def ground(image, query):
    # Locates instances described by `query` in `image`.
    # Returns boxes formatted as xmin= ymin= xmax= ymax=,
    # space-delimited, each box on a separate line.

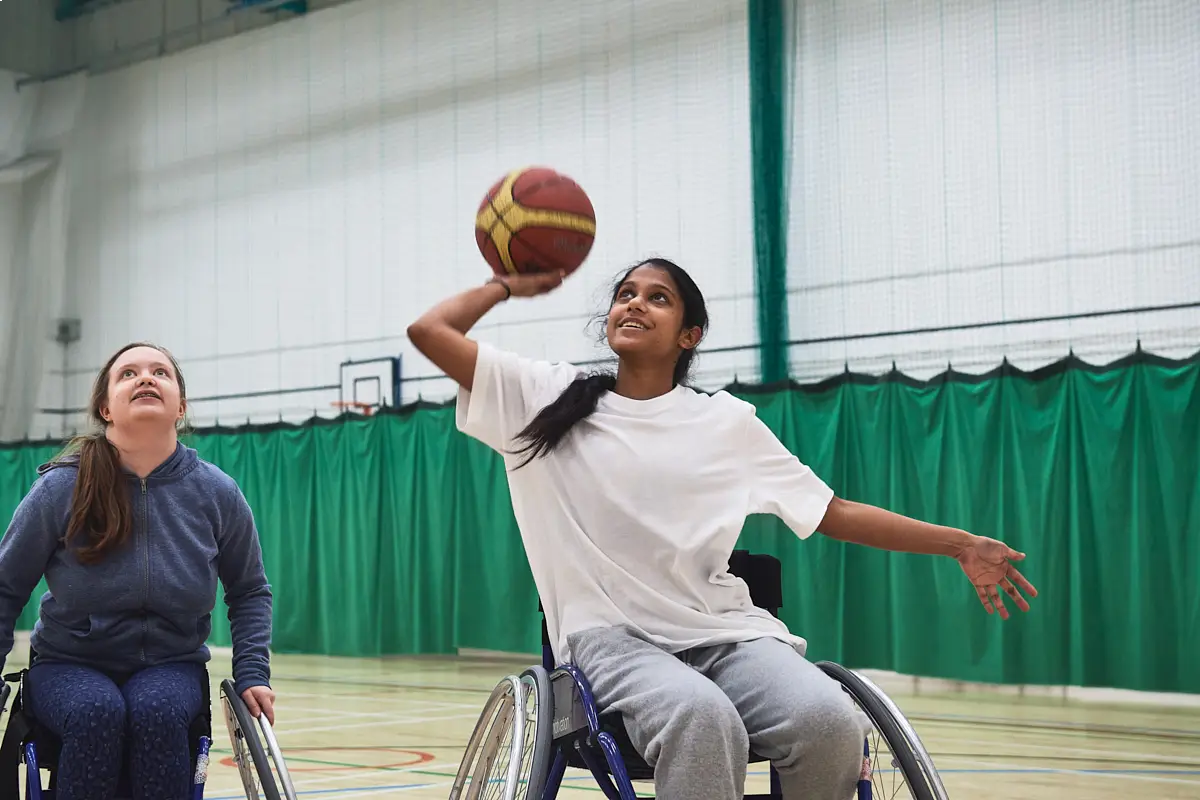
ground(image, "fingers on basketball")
xmin=475 ymin=167 xmax=596 ymax=279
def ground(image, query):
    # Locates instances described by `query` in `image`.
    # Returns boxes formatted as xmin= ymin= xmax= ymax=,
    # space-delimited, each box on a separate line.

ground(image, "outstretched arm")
xmin=817 ymin=497 xmax=970 ymax=556
xmin=407 ymin=273 xmax=564 ymax=391
xmin=741 ymin=408 xmax=1037 ymax=619
xmin=818 ymin=497 xmax=1038 ymax=619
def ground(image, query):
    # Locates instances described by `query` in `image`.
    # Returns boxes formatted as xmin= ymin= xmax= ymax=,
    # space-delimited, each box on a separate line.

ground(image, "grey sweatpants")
xmin=567 ymin=626 xmax=869 ymax=800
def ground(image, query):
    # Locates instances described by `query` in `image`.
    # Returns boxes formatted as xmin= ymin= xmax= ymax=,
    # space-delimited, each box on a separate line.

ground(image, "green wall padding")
xmin=2 ymin=350 xmax=1197 ymax=693
xmin=1 ymin=442 xmax=60 ymax=634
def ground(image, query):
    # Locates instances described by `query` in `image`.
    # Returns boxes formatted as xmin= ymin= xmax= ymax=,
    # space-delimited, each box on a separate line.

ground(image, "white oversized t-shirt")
xmin=456 ymin=342 xmax=835 ymax=664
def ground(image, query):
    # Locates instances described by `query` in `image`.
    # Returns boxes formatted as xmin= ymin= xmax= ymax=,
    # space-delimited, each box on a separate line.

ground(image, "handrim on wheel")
xmin=450 ymin=670 xmax=554 ymax=800
xmin=517 ymin=666 xmax=554 ymax=800
xmin=220 ymin=679 xmax=298 ymax=800
xmin=816 ymin=662 xmax=948 ymax=800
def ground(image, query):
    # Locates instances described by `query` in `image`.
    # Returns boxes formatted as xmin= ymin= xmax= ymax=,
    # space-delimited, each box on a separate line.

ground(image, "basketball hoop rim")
xmin=330 ymin=401 xmax=376 ymax=417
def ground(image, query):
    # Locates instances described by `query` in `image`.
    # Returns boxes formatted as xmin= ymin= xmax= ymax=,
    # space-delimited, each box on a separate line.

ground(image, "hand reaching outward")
xmin=953 ymin=535 xmax=1039 ymax=619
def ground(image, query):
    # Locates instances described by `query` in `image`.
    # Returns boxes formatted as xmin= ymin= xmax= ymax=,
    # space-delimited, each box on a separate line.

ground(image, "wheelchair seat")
xmin=540 ymin=549 xmax=785 ymax=784
xmin=1 ymin=648 xmax=213 ymax=800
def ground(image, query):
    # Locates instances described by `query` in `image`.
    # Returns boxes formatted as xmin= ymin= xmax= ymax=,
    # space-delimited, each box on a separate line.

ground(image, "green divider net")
xmin=2 ymin=350 xmax=1197 ymax=693
xmin=748 ymin=0 xmax=794 ymax=383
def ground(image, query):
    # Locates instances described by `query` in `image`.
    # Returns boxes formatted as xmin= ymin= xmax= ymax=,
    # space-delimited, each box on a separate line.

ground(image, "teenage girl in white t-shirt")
xmin=407 ymin=258 xmax=1037 ymax=800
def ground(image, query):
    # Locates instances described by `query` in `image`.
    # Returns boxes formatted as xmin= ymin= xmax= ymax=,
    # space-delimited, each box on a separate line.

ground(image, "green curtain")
xmin=0 ymin=441 xmax=62 ymax=633
xmin=748 ymin=0 xmax=795 ymax=383
xmin=2 ymin=351 xmax=1197 ymax=693
xmin=187 ymin=407 xmax=537 ymax=657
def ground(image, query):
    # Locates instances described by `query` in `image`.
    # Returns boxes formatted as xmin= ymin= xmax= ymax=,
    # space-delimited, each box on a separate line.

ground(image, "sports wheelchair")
xmin=0 ymin=648 xmax=297 ymax=800
xmin=452 ymin=551 xmax=949 ymax=800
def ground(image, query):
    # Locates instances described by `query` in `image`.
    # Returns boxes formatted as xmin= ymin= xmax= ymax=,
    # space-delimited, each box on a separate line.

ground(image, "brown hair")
xmin=57 ymin=342 xmax=188 ymax=564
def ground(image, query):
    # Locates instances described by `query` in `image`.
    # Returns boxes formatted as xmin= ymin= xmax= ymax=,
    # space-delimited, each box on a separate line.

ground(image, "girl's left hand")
xmin=955 ymin=535 xmax=1039 ymax=619
xmin=242 ymin=685 xmax=276 ymax=725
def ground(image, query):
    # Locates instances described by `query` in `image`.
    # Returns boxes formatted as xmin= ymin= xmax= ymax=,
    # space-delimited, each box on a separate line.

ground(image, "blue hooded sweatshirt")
xmin=0 ymin=442 xmax=272 ymax=695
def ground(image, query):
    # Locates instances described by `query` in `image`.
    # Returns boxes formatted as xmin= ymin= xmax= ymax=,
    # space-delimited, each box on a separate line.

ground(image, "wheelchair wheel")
xmin=516 ymin=667 xmax=554 ymax=800
xmin=816 ymin=662 xmax=948 ymax=800
xmin=450 ymin=669 xmax=553 ymax=800
xmin=220 ymin=680 xmax=298 ymax=800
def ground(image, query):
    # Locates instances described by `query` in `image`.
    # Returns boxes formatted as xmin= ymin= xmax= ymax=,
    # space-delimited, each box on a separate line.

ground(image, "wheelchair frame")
xmin=452 ymin=550 xmax=950 ymax=800
xmin=0 ymin=657 xmax=298 ymax=800
xmin=0 ymin=662 xmax=212 ymax=800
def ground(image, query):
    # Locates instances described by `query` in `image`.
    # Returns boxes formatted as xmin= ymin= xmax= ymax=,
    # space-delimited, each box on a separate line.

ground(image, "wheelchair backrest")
xmin=727 ymin=549 xmax=783 ymax=617
xmin=536 ymin=549 xmax=785 ymax=628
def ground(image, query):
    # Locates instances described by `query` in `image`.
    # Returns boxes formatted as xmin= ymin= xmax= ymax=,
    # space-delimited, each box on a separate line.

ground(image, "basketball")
xmin=475 ymin=166 xmax=596 ymax=277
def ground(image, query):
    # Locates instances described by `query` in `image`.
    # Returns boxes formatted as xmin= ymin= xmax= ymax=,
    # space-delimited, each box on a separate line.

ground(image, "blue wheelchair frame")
xmin=530 ymin=551 xmax=876 ymax=800
xmin=0 ymin=660 xmax=212 ymax=800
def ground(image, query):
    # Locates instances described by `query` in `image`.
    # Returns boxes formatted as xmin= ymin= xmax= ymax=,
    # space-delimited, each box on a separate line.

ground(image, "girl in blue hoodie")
xmin=0 ymin=342 xmax=275 ymax=800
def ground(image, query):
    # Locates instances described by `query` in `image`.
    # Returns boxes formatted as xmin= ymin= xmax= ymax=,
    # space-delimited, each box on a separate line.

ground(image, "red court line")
xmin=219 ymin=747 xmax=435 ymax=773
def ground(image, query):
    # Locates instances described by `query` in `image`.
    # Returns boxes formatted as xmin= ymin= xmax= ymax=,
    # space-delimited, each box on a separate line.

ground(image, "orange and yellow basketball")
xmin=475 ymin=167 xmax=596 ymax=277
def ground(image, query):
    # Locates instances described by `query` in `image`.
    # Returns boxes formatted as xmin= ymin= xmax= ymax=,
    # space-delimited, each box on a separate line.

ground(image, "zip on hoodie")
xmin=140 ymin=477 xmax=148 ymax=662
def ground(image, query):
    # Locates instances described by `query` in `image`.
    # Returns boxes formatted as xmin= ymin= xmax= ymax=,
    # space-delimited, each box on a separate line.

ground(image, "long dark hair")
xmin=509 ymin=258 xmax=709 ymax=467
xmin=55 ymin=341 xmax=188 ymax=564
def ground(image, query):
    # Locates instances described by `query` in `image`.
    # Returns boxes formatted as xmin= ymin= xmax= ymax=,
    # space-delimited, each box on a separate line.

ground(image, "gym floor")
xmin=7 ymin=635 xmax=1200 ymax=799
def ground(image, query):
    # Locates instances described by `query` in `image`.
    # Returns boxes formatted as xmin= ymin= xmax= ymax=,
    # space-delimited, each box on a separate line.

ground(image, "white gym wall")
xmin=3 ymin=0 xmax=1198 ymax=438
xmin=0 ymin=68 xmax=85 ymax=441
xmin=786 ymin=0 xmax=1200 ymax=381
xmin=50 ymin=0 xmax=756 ymax=433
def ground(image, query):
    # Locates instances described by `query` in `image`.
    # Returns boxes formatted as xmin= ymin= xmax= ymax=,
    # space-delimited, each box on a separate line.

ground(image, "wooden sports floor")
xmin=7 ymin=639 xmax=1200 ymax=799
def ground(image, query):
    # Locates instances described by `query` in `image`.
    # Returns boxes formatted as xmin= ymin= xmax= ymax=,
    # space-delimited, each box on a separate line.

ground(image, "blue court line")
xmin=746 ymin=768 xmax=1200 ymax=777
xmin=205 ymin=783 xmax=439 ymax=799
xmin=202 ymin=765 xmax=1200 ymax=798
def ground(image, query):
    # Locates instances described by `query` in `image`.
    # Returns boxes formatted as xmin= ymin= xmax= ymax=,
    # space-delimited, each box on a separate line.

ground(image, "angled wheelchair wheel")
xmin=515 ymin=666 xmax=554 ymax=800
xmin=816 ymin=662 xmax=949 ymax=800
xmin=220 ymin=680 xmax=298 ymax=800
xmin=450 ymin=668 xmax=554 ymax=800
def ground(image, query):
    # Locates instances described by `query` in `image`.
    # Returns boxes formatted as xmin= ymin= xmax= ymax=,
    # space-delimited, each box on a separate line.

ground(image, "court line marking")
xmin=206 ymin=761 xmax=462 ymax=796
xmin=933 ymin=733 xmax=1200 ymax=767
xmin=904 ymin=709 xmax=1200 ymax=739
xmin=271 ymin=711 xmax=486 ymax=738
xmin=917 ymin=757 xmax=1200 ymax=788
xmin=267 ymin=703 xmax=481 ymax=723
xmin=267 ymin=672 xmax=1200 ymax=742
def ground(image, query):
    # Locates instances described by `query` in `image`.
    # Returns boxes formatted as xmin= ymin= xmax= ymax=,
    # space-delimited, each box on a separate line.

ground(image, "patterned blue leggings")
xmin=24 ymin=661 xmax=205 ymax=800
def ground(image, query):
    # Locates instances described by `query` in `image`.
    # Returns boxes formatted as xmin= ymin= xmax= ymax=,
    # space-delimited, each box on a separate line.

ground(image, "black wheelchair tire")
xmin=815 ymin=662 xmax=937 ymax=800
xmin=220 ymin=679 xmax=282 ymax=800
xmin=519 ymin=666 xmax=554 ymax=800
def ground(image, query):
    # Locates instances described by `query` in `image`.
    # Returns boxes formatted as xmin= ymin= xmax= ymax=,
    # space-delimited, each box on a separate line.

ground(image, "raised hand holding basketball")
xmin=493 ymin=270 xmax=566 ymax=298
xmin=476 ymin=166 xmax=596 ymax=278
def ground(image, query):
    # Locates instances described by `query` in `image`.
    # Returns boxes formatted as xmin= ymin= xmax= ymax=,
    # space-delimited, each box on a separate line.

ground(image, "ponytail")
xmin=510 ymin=373 xmax=616 ymax=468
xmin=60 ymin=433 xmax=133 ymax=564
xmin=510 ymin=345 xmax=696 ymax=469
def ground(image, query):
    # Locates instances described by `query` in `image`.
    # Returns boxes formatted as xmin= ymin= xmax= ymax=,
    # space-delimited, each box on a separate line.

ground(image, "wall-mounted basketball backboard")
xmin=338 ymin=356 xmax=401 ymax=412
